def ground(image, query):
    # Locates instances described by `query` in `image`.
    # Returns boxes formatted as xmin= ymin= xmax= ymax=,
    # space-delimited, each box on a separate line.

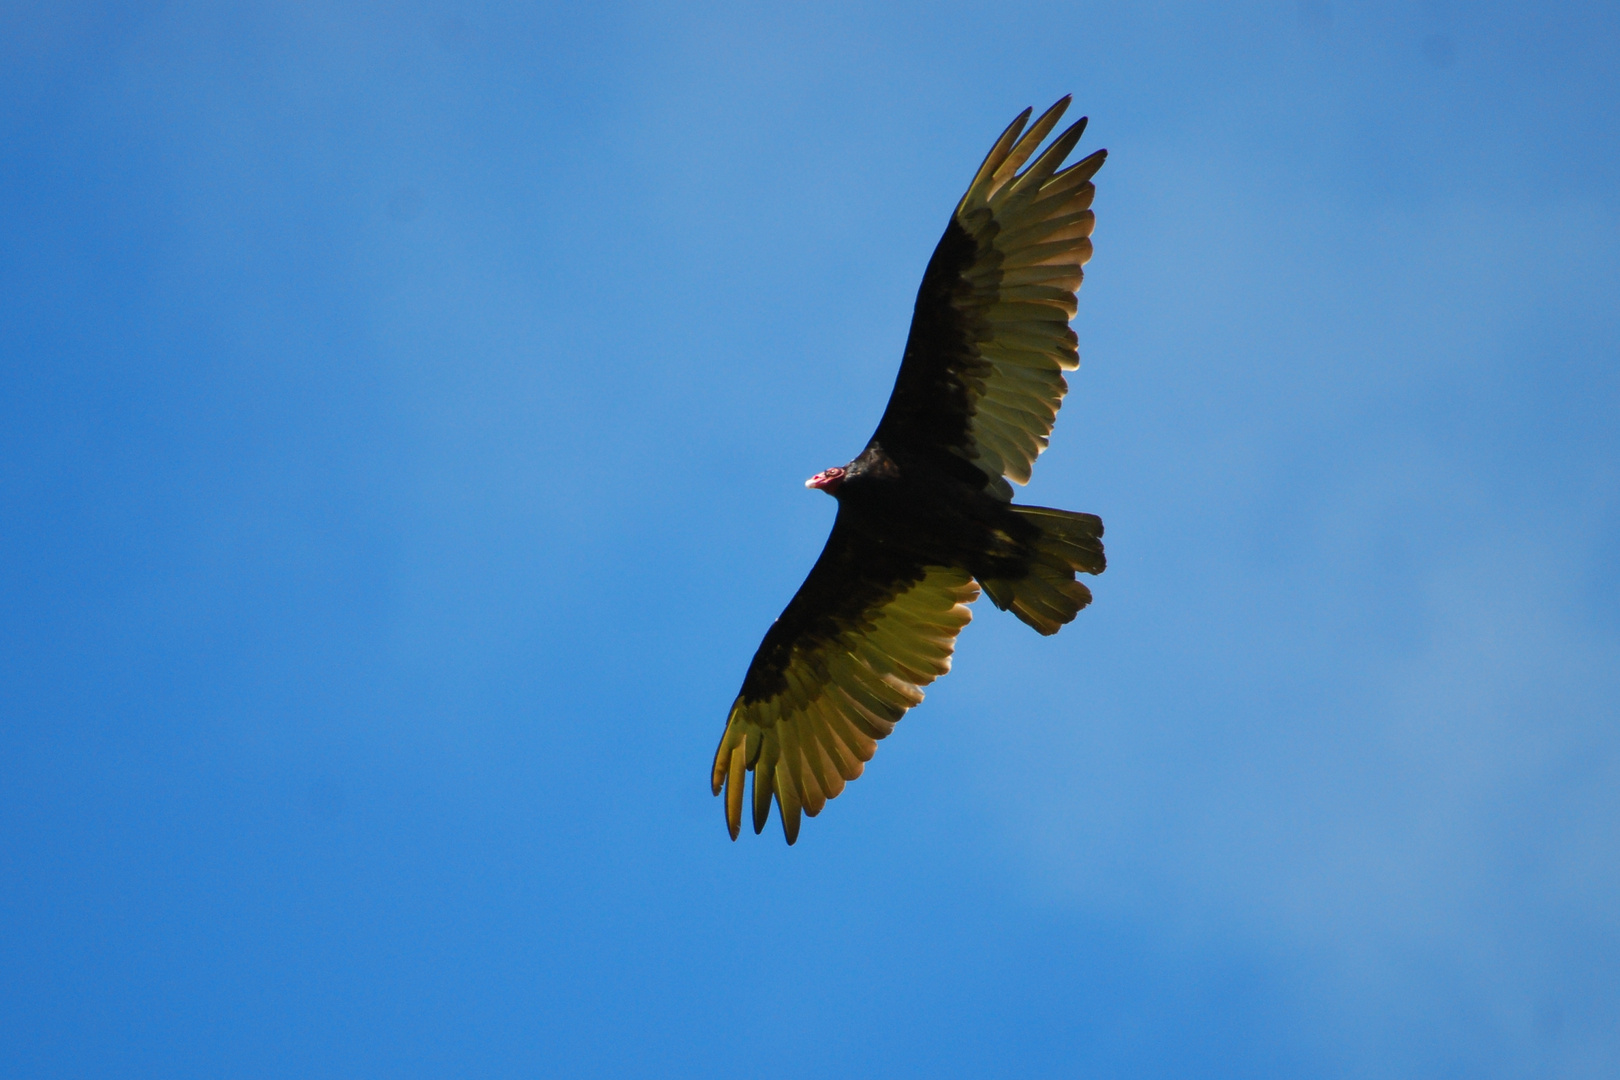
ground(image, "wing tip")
xmin=725 ymin=743 xmax=746 ymax=839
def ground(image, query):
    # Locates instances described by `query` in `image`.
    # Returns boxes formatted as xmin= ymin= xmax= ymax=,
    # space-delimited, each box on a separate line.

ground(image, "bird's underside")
xmin=713 ymin=97 xmax=1107 ymax=843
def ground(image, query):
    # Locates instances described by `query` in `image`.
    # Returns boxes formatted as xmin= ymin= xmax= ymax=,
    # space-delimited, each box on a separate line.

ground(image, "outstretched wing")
xmin=712 ymin=516 xmax=979 ymax=843
xmin=873 ymin=97 xmax=1105 ymax=500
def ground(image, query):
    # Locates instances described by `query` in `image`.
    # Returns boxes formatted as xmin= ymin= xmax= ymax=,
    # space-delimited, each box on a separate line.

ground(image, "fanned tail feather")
xmin=980 ymin=506 xmax=1105 ymax=635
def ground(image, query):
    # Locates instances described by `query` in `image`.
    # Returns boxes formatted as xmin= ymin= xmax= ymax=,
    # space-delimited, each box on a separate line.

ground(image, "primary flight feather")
xmin=713 ymin=97 xmax=1107 ymax=843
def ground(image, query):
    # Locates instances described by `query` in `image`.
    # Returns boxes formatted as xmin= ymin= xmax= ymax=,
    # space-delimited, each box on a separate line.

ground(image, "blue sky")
xmin=3 ymin=2 xmax=1617 ymax=1077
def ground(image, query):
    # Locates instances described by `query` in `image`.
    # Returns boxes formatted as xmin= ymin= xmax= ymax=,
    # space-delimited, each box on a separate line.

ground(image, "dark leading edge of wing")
xmin=876 ymin=96 xmax=1105 ymax=500
xmin=734 ymin=519 xmax=929 ymax=706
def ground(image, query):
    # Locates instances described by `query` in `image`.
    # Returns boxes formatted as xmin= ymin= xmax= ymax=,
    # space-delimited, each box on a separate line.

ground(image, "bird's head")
xmin=804 ymin=466 xmax=846 ymax=495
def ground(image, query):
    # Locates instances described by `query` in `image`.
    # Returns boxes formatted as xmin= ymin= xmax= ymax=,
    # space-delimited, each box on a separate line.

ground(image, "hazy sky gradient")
xmin=3 ymin=3 xmax=1617 ymax=1077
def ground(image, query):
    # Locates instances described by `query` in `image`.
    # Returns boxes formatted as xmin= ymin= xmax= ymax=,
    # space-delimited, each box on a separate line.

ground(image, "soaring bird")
xmin=713 ymin=97 xmax=1107 ymax=843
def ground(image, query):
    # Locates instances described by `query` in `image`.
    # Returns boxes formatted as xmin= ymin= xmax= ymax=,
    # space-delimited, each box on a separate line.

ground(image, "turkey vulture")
xmin=713 ymin=97 xmax=1107 ymax=843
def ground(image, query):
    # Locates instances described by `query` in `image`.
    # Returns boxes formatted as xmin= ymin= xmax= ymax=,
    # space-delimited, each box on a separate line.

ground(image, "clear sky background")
xmin=3 ymin=3 xmax=1617 ymax=1077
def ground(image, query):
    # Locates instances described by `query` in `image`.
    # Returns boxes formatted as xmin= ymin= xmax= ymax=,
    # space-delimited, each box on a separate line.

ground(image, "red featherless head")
xmin=804 ymin=466 xmax=846 ymax=493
